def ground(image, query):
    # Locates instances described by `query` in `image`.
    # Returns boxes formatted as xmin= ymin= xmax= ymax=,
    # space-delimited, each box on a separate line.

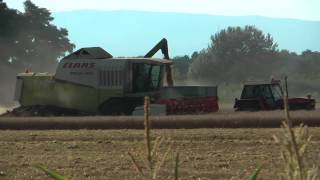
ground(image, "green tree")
xmin=188 ymin=49 xmax=220 ymax=82
xmin=172 ymin=55 xmax=192 ymax=83
xmin=16 ymin=0 xmax=74 ymax=71
xmin=189 ymin=26 xmax=279 ymax=83
xmin=210 ymin=25 xmax=278 ymax=60
xmin=0 ymin=0 xmax=24 ymax=66
xmin=0 ymin=0 xmax=74 ymax=105
xmin=296 ymin=50 xmax=320 ymax=79
xmin=0 ymin=0 xmax=74 ymax=70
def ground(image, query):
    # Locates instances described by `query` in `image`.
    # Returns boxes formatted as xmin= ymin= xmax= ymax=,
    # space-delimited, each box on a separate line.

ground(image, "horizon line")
xmin=37 ymin=9 xmax=317 ymax=22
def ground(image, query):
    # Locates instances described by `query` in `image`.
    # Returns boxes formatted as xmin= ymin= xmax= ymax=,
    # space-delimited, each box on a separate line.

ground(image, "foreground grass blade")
xmin=34 ymin=165 xmax=67 ymax=180
xmin=174 ymin=152 xmax=179 ymax=180
xmin=248 ymin=166 xmax=261 ymax=180
xmin=128 ymin=152 xmax=145 ymax=178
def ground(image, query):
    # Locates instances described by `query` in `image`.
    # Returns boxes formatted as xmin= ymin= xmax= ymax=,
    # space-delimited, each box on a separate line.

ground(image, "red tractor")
xmin=234 ymin=80 xmax=315 ymax=111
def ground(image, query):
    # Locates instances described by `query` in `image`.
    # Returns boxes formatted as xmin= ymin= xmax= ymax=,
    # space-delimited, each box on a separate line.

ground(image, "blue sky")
xmin=5 ymin=0 xmax=320 ymax=56
xmin=6 ymin=0 xmax=320 ymax=21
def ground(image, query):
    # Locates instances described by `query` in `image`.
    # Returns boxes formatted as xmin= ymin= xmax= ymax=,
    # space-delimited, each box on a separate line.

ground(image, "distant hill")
xmin=52 ymin=10 xmax=320 ymax=57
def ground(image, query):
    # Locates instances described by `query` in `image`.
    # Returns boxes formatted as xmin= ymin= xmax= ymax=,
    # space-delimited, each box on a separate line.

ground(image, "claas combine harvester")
xmin=9 ymin=39 xmax=219 ymax=116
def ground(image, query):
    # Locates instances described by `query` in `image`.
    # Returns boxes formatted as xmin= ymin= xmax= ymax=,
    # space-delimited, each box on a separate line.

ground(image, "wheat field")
xmin=0 ymin=128 xmax=319 ymax=179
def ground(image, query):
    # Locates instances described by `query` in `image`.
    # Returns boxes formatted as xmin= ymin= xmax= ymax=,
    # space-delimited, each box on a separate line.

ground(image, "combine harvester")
xmin=6 ymin=39 xmax=218 ymax=116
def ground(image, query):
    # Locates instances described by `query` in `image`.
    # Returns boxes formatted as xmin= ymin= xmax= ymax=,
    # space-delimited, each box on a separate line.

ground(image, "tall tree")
xmin=0 ymin=0 xmax=74 ymax=105
xmin=189 ymin=26 xmax=280 ymax=83
xmin=17 ymin=0 xmax=74 ymax=71
xmin=210 ymin=25 xmax=278 ymax=61
xmin=296 ymin=50 xmax=320 ymax=79
xmin=0 ymin=0 xmax=74 ymax=71
xmin=0 ymin=0 xmax=24 ymax=66
xmin=188 ymin=49 xmax=220 ymax=82
xmin=172 ymin=55 xmax=192 ymax=82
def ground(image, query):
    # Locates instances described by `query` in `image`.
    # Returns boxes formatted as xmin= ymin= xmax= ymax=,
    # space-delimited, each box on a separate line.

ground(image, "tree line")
xmin=173 ymin=26 xmax=320 ymax=89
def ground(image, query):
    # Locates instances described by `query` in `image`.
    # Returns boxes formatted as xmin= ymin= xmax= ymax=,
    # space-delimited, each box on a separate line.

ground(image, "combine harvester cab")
xmin=12 ymin=39 xmax=219 ymax=116
xmin=234 ymin=80 xmax=315 ymax=111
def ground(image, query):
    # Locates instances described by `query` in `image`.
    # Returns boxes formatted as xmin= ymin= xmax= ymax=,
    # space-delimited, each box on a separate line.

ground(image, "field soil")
xmin=0 ymin=128 xmax=320 ymax=179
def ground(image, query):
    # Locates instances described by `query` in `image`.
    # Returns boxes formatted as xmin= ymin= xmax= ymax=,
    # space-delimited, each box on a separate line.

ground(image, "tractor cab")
xmin=234 ymin=81 xmax=315 ymax=111
xmin=234 ymin=82 xmax=283 ymax=111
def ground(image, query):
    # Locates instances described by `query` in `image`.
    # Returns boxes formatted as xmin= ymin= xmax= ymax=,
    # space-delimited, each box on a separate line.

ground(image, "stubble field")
xmin=0 ymin=127 xmax=320 ymax=179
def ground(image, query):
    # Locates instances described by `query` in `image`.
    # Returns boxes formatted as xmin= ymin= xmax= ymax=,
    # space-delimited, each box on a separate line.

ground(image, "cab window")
xmin=132 ymin=63 xmax=162 ymax=92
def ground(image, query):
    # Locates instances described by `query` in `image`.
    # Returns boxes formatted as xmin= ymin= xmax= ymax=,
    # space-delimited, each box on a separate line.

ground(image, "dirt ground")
xmin=0 ymin=128 xmax=320 ymax=180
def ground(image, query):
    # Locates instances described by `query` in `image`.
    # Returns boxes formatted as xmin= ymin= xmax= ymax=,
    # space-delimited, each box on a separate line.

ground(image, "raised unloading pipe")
xmin=144 ymin=38 xmax=173 ymax=87
xmin=144 ymin=38 xmax=170 ymax=59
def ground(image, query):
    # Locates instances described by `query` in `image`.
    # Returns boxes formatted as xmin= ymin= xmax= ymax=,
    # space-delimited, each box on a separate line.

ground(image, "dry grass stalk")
xmin=152 ymin=138 xmax=173 ymax=179
xmin=144 ymin=96 xmax=152 ymax=169
xmin=174 ymin=152 xmax=179 ymax=180
xmin=283 ymin=95 xmax=303 ymax=178
xmin=273 ymin=95 xmax=319 ymax=180
xmin=129 ymin=96 xmax=177 ymax=180
xmin=128 ymin=152 xmax=145 ymax=178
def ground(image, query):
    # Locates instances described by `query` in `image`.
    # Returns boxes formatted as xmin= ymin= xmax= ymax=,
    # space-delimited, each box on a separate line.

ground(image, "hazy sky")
xmin=6 ymin=0 xmax=320 ymax=21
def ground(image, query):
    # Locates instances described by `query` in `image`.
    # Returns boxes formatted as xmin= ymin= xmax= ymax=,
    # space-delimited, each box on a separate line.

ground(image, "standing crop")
xmin=273 ymin=90 xmax=319 ymax=180
xmin=128 ymin=96 xmax=179 ymax=180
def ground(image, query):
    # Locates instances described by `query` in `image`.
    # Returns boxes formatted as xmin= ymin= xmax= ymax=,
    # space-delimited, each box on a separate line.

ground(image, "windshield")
xmin=241 ymin=85 xmax=261 ymax=99
xmin=132 ymin=63 xmax=163 ymax=92
xmin=241 ymin=85 xmax=273 ymax=99
xmin=271 ymin=84 xmax=283 ymax=101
